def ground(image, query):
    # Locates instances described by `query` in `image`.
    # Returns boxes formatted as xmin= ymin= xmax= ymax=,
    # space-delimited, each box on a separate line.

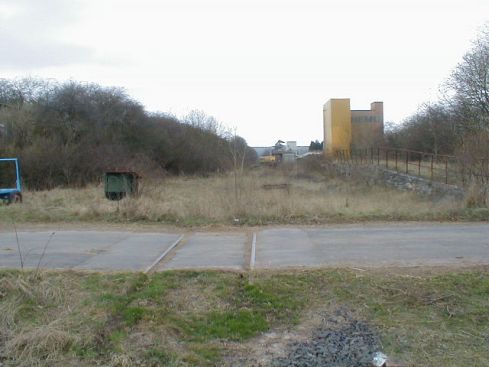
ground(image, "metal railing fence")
xmin=335 ymin=147 xmax=489 ymax=187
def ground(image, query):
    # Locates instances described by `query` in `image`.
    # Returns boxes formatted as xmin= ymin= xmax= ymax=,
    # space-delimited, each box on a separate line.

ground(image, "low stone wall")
xmin=331 ymin=162 xmax=465 ymax=199
xmin=379 ymin=168 xmax=464 ymax=199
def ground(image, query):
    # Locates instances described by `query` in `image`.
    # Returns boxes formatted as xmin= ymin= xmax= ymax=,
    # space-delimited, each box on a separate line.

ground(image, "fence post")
xmin=461 ymin=162 xmax=465 ymax=186
xmin=430 ymin=154 xmax=434 ymax=182
xmin=445 ymin=157 xmax=448 ymax=185
xmin=482 ymin=159 xmax=489 ymax=183
xmin=377 ymin=148 xmax=380 ymax=166
xmin=405 ymin=151 xmax=409 ymax=174
xmin=418 ymin=154 xmax=421 ymax=176
xmin=481 ymin=159 xmax=485 ymax=184
xmin=386 ymin=150 xmax=388 ymax=169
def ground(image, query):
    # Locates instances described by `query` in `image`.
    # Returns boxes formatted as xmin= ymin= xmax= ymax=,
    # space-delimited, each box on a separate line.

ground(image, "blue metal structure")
xmin=0 ymin=158 xmax=22 ymax=204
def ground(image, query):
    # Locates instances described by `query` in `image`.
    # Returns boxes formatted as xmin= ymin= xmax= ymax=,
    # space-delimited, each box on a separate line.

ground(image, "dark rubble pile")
xmin=271 ymin=312 xmax=381 ymax=367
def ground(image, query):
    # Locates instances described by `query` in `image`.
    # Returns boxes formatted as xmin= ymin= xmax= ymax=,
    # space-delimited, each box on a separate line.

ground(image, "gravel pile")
xmin=271 ymin=310 xmax=381 ymax=367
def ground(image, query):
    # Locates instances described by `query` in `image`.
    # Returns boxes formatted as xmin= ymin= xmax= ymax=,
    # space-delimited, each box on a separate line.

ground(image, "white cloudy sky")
xmin=0 ymin=0 xmax=488 ymax=146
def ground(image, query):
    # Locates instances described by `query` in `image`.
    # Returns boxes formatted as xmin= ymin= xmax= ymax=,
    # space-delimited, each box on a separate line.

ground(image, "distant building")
xmin=351 ymin=102 xmax=384 ymax=149
xmin=252 ymin=140 xmax=309 ymax=158
xmin=295 ymin=146 xmax=309 ymax=155
xmin=323 ymin=99 xmax=384 ymax=155
xmin=286 ymin=141 xmax=297 ymax=152
xmin=253 ymin=147 xmax=273 ymax=157
xmin=281 ymin=153 xmax=296 ymax=163
xmin=323 ymin=99 xmax=352 ymax=154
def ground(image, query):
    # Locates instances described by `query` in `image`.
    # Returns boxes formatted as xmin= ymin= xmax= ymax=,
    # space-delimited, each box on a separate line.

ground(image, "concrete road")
xmin=162 ymin=232 xmax=247 ymax=270
xmin=255 ymin=224 xmax=489 ymax=268
xmin=0 ymin=231 xmax=182 ymax=271
xmin=1 ymin=224 xmax=489 ymax=271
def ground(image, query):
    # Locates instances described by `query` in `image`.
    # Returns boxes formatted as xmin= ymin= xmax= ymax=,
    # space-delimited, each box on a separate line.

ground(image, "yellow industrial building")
xmin=323 ymin=99 xmax=383 ymax=156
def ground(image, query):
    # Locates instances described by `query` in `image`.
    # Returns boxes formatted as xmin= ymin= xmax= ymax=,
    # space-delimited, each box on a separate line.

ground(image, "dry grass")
xmin=0 ymin=268 xmax=488 ymax=366
xmin=5 ymin=322 xmax=76 ymax=361
xmin=0 ymin=165 xmax=474 ymax=226
xmin=0 ymin=271 xmax=96 ymax=367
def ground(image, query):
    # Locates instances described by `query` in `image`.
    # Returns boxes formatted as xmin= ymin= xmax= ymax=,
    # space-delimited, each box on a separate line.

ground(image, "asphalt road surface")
xmin=1 ymin=223 xmax=488 ymax=272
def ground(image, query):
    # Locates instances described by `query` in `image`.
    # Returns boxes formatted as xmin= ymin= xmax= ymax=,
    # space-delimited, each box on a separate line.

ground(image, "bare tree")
xmin=447 ymin=25 xmax=489 ymax=131
xmin=228 ymin=130 xmax=249 ymax=206
xmin=182 ymin=109 xmax=226 ymax=136
xmin=384 ymin=103 xmax=457 ymax=155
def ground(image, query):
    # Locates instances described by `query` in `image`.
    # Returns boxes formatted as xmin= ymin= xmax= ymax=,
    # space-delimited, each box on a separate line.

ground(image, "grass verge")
xmin=0 ymin=267 xmax=488 ymax=366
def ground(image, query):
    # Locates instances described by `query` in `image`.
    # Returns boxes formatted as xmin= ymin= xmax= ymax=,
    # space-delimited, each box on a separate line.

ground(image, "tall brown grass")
xmin=0 ymin=272 xmax=84 ymax=366
xmin=1 ymin=166 xmax=466 ymax=225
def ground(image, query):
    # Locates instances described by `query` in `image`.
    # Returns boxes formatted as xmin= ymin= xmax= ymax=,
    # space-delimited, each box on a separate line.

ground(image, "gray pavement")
xmin=0 ymin=231 xmax=181 ymax=271
xmin=162 ymin=232 xmax=247 ymax=270
xmin=255 ymin=224 xmax=489 ymax=268
xmin=1 ymin=224 xmax=489 ymax=271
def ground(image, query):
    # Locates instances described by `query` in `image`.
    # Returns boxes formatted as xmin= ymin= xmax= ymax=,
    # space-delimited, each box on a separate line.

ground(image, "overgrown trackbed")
xmin=1 ymin=223 xmax=489 ymax=271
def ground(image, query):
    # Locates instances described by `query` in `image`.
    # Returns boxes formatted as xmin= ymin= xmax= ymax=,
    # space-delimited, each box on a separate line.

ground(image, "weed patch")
xmin=179 ymin=310 xmax=269 ymax=341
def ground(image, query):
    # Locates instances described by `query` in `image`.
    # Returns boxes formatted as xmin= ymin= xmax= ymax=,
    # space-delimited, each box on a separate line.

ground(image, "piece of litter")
xmin=351 ymin=267 xmax=366 ymax=272
xmin=372 ymin=351 xmax=388 ymax=367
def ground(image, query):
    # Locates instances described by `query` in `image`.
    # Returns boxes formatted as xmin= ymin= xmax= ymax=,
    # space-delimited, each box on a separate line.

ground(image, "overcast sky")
xmin=1 ymin=0 xmax=488 ymax=146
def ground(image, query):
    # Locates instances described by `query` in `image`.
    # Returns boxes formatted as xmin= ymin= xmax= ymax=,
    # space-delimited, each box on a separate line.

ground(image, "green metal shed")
xmin=104 ymin=171 xmax=141 ymax=201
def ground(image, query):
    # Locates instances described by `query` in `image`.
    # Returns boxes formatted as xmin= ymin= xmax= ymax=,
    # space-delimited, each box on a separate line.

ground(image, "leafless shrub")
xmin=0 ymin=78 xmax=255 ymax=190
xmin=464 ymin=181 xmax=489 ymax=208
xmin=456 ymin=131 xmax=489 ymax=185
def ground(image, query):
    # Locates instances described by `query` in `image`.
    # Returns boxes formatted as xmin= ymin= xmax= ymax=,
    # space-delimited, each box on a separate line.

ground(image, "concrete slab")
xmin=0 ymin=231 xmax=181 ymax=271
xmin=307 ymin=224 xmax=489 ymax=266
xmin=162 ymin=232 xmax=246 ymax=270
xmin=255 ymin=228 xmax=323 ymax=267
xmin=254 ymin=224 xmax=489 ymax=268
xmin=75 ymin=232 xmax=182 ymax=271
